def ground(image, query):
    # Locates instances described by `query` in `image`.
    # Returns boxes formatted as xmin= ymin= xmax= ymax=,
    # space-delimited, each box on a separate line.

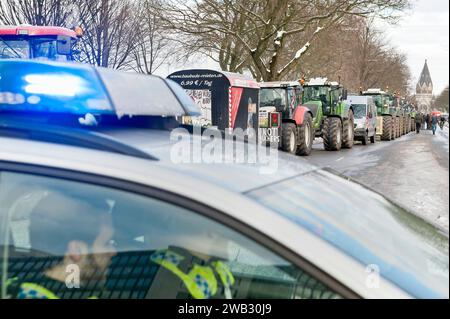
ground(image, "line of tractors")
xmin=258 ymin=78 xmax=416 ymax=156
xmin=1 ymin=24 xmax=416 ymax=159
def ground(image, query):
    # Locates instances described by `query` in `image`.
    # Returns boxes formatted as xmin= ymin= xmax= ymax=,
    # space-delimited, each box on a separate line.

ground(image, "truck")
xmin=302 ymin=78 xmax=353 ymax=151
xmin=362 ymin=89 xmax=396 ymax=141
xmin=259 ymin=81 xmax=314 ymax=155
xmin=0 ymin=25 xmax=81 ymax=61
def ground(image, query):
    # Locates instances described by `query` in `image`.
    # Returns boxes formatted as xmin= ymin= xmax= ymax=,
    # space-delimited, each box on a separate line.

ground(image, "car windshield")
xmin=352 ymin=104 xmax=367 ymax=119
xmin=303 ymin=86 xmax=328 ymax=103
xmin=245 ymin=169 xmax=449 ymax=298
xmin=260 ymin=88 xmax=287 ymax=110
xmin=0 ymin=38 xmax=29 ymax=59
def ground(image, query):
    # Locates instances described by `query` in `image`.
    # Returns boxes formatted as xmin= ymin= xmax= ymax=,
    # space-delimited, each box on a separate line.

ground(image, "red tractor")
xmin=0 ymin=25 xmax=82 ymax=61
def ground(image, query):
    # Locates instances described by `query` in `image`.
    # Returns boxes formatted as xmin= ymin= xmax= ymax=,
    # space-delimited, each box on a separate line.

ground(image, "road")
xmin=301 ymin=125 xmax=449 ymax=231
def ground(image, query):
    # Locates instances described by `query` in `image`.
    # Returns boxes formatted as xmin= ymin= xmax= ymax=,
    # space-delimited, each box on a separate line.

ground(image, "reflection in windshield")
xmin=246 ymin=170 xmax=449 ymax=298
xmin=260 ymin=88 xmax=286 ymax=109
xmin=32 ymin=39 xmax=68 ymax=61
xmin=0 ymin=38 xmax=29 ymax=59
xmin=303 ymin=86 xmax=328 ymax=104
xmin=352 ymin=104 xmax=367 ymax=119
xmin=0 ymin=37 xmax=70 ymax=61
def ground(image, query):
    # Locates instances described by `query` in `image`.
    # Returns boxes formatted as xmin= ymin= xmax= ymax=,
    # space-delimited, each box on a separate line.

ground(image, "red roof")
xmin=0 ymin=25 xmax=77 ymax=38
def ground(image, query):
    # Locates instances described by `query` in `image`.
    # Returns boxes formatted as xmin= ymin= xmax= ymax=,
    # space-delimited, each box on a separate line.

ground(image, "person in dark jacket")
xmin=415 ymin=112 xmax=423 ymax=133
xmin=431 ymin=114 xmax=438 ymax=135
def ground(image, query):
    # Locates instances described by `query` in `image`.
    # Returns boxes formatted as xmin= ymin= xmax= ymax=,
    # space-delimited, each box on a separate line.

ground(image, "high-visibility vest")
xmin=6 ymin=277 xmax=97 ymax=299
xmin=150 ymin=249 xmax=235 ymax=299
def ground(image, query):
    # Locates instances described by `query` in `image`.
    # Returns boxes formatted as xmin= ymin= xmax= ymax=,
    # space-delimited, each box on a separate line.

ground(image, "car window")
xmin=246 ymin=169 xmax=449 ymax=298
xmin=0 ymin=171 xmax=342 ymax=299
xmin=352 ymin=104 xmax=367 ymax=119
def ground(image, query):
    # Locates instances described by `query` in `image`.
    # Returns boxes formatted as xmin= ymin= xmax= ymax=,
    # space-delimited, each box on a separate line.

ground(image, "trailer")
xmin=167 ymin=69 xmax=259 ymax=135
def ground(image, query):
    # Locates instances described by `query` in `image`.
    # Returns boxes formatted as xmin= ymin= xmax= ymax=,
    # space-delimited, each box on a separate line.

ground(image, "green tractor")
xmin=302 ymin=78 xmax=354 ymax=151
xmin=362 ymin=89 xmax=396 ymax=141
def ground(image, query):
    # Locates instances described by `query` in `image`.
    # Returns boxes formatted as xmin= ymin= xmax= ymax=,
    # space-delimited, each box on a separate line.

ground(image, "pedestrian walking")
xmin=431 ymin=114 xmax=438 ymax=135
xmin=415 ymin=112 xmax=422 ymax=134
xmin=425 ymin=113 xmax=430 ymax=130
xmin=428 ymin=114 xmax=432 ymax=130
xmin=439 ymin=115 xmax=446 ymax=130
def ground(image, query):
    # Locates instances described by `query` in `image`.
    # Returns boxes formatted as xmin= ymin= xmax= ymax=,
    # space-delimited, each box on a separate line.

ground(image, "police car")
xmin=0 ymin=59 xmax=448 ymax=299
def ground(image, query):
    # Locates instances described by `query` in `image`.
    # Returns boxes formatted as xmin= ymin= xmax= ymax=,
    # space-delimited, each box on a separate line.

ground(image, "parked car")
xmin=0 ymin=59 xmax=448 ymax=299
xmin=347 ymin=95 xmax=377 ymax=145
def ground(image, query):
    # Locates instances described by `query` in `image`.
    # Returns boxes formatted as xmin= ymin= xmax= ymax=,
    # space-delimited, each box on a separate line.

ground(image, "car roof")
xmin=347 ymin=95 xmax=373 ymax=104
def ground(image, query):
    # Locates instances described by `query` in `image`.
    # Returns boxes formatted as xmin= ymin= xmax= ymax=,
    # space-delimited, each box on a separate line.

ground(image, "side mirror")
xmin=341 ymin=89 xmax=348 ymax=101
xmin=57 ymin=35 xmax=71 ymax=55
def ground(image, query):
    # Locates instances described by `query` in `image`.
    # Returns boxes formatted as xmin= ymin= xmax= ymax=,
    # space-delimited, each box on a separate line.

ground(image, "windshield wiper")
xmin=0 ymin=37 xmax=22 ymax=58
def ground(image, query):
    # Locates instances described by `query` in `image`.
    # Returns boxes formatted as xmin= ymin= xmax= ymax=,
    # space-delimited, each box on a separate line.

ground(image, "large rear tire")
xmin=296 ymin=113 xmax=313 ymax=156
xmin=282 ymin=123 xmax=298 ymax=154
xmin=392 ymin=118 xmax=397 ymax=139
xmin=342 ymin=110 xmax=354 ymax=149
xmin=381 ymin=116 xmax=392 ymax=141
xmin=323 ymin=117 xmax=342 ymax=151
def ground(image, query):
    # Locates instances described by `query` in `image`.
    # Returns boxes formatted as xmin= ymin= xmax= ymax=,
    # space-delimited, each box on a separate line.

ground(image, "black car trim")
xmin=0 ymin=160 xmax=361 ymax=299
xmin=0 ymin=118 xmax=158 ymax=161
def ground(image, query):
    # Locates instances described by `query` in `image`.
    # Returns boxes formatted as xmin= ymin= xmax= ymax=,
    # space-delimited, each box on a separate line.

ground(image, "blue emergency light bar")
xmin=0 ymin=59 xmax=199 ymax=117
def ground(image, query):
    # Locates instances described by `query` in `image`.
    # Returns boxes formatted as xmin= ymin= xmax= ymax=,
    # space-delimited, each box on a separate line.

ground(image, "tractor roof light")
xmin=74 ymin=26 xmax=83 ymax=38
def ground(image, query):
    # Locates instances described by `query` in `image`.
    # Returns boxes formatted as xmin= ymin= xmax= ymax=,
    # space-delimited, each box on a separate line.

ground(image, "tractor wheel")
xmin=381 ymin=116 xmax=392 ymax=141
xmin=282 ymin=123 xmax=298 ymax=154
xmin=362 ymin=132 xmax=369 ymax=145
xmin=323 ymin=117 xmax=342 ymax=151
xmin=393 ymin=117 xmax=397 ymax=139
xmin=342 ymin=110 xmax=354 ymax=149
xmin=296 ymin=113 xmax=313 ymax=156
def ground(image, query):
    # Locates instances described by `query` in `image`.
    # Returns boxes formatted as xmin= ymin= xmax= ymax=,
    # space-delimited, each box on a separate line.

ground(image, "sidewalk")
xmin=350 ymin=128 xmax=449 ymax=231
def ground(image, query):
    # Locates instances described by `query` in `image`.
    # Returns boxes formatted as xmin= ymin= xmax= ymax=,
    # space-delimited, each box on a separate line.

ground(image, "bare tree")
xmin=153 ymin=0 xmax=410 ymax=81
xmin=73 ymin=0 xmax=139 ymax=69
xmin=282 ymin=16 xmax=410 ymax=95
xmin=433 ymin=86 xmax=449 ymax=112
xmin=0 ymin=0 xmax=75 ymax=26
xmin=130 ymin=0 xmax=182 ymax=74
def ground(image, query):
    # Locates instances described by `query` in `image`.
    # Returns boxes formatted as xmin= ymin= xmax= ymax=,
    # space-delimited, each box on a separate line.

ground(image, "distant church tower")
xmin=415 ymin=60 xmax=433 ymax=113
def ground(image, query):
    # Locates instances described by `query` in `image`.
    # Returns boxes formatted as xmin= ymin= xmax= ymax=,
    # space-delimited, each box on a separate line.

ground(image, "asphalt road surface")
xmin=302 ymin=125 xmax=449 ymax=232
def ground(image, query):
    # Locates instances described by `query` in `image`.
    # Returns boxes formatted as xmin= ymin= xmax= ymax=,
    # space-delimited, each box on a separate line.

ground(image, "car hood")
xmin=96 ymin=127 xmax=318 ymax=193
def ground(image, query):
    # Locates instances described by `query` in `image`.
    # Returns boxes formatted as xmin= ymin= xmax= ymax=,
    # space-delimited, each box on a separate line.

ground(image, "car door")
xmin=0 ymin=163 xmax=354 ymax=299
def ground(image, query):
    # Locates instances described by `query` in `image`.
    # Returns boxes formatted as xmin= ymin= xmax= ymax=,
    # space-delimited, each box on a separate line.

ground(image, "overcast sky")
xmin=160 ymin=0 xmax=449 ymax=96
xmin=381 ymin=0 xmax=449 ymax=95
